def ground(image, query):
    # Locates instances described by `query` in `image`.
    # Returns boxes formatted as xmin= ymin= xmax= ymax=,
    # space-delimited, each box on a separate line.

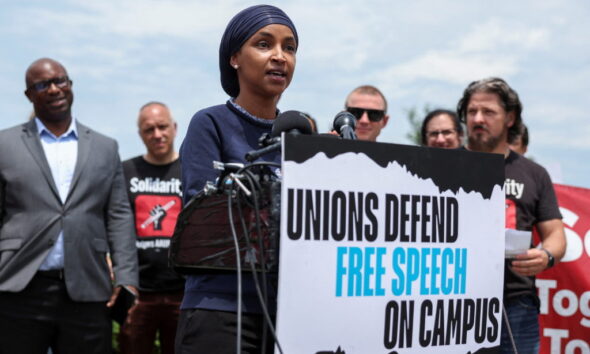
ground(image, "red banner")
xmin=537 ymin=184 xmax=590 ymax=353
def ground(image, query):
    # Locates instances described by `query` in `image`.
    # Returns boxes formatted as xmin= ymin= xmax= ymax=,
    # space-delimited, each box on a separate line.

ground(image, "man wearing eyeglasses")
xmin=0 ymin=58 xmax=138 ymax=353
xmin=344 ymin=85 xmax=390 ymax=142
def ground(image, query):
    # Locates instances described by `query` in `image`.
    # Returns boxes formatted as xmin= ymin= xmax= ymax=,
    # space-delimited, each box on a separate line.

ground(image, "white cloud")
xmin=383 ymin=51 xmax=519 ymax=84
xmin=457 ymin=18 xmax=550 ymax=53
xmin=376 ymin=17 xmax=552 ymax=90
xmin=2 ymin=0 xmax=589 ymax=187
xmin=288 ymin=4 xmax=374 ymax=71
xmin=525 ymin=102 xmax=582 ymax=125
xmin=18 ymin=1 xmax=238 ymax=40
xmin=384 ymin=18 xmax=549 ymax=90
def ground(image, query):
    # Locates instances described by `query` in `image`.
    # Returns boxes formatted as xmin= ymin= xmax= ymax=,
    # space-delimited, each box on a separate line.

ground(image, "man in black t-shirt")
xmin=509 ymin=123 xmax=529 ymax=155
xmin=120 ymin=102 xmax=184 ymax=354
xmin=457 ymin=78 xmax=566 ymax=354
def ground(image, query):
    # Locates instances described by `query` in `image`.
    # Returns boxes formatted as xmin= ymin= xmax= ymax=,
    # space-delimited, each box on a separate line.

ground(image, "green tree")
xmin=405 ymin=104 xmax=432 ymax=145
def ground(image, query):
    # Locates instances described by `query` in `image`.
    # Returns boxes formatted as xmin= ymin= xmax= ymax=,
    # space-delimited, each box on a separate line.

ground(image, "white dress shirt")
xmin=36 ymin=118 xmax=78 ymax=271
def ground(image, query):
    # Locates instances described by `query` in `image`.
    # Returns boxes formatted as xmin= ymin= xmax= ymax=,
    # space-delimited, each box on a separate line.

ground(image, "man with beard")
xmin=0 ymin=58 xmax=138 ymax=353
xmin=457 ymin=77 xmax=565 ymax=354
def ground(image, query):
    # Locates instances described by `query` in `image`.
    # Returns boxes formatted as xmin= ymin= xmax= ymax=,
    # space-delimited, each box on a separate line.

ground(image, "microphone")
xmin=245 ymin=110 xmax=313 ymax=162
xmin=333 ymin=111 xmax=357 ymax=140
xmin=270 ymin=110 xmax=314 ymax=137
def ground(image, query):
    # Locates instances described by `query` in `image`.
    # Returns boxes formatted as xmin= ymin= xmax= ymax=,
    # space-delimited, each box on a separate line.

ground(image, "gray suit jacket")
xmin=0 ymin=120 xmax=138 ymax=302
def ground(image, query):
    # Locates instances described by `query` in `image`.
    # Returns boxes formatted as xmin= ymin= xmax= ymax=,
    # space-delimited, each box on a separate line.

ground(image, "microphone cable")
xmin=236 ymin=163 xmax=284 ymax=354
xmin=502 ymin=303 xmax=519 ymax=354
xmin=226 ymin=178 xmax=243 ymax=354
xmin=225 ymin=161 xmax=284 ymax=354
xmin=236 ymin=171 xmax=269 ymax=353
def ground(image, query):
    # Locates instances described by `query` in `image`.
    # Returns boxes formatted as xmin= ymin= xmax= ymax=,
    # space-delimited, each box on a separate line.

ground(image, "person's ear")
xmin=506 ymin=112 xmax=515 ymax=128
xmin=25 ymin=89 xmax=33 ymax=102
xmin=381 ymin=114 xmax=390 ymax=128
xmin=230 ymin=54 xmax=240 ymax=69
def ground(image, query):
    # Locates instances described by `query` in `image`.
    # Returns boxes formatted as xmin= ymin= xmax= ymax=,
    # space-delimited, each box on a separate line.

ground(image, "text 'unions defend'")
xmin=286 ymin=188 xmax=459 ymax=243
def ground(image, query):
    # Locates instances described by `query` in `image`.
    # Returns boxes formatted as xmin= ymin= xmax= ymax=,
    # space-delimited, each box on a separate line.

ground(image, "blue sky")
xmin=2 ymin=0 xmax=589 ymax=188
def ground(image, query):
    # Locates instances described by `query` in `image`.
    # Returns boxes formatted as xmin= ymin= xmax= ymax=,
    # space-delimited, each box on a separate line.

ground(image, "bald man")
xmin=120 ymin=102 xmax=184 ymax=354
xmin=0 ymin=58 xmax=138 ymax=353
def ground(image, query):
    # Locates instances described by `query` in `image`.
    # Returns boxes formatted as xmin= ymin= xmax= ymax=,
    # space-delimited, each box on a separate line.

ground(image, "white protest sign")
xmin=275 ymin=135 xmax=505 ymax=354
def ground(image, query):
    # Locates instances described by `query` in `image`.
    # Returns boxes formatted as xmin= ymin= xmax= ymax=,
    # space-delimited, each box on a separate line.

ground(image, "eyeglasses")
xmin=346 ymin=107 xmax=386 ymax=122
xmin=427 ymin=129 xmax=456 ymax=139
xmin=27 ymin=76 xmax=71 ymax=92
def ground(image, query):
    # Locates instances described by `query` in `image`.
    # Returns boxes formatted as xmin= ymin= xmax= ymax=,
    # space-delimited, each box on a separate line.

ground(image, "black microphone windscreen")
xmin=333 ymin=111 xmax=357 ymax=132
xmin=270 ymin=110 xmax=314 ymax=138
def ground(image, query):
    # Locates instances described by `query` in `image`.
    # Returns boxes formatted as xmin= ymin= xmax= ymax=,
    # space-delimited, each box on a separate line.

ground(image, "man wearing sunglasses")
xmin=0 ymin=58 xmax=138 ymax=353
xmin=344 ymin=85 xmax=390 ymax=142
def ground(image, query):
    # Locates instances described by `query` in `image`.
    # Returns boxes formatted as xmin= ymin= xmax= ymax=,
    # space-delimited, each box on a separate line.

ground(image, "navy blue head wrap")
xmin=219 ymin=5 xmax=298 ymax=97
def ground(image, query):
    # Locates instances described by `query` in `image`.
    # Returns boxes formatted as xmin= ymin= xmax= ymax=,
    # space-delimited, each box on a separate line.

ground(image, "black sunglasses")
xmin=346 ymin=107 xmax=386 ymax=122
xmin=27 ymin=76 xmax=71 ymax=93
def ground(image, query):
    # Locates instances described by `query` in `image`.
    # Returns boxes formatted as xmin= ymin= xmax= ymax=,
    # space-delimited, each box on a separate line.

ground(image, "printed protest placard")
xmin=537 ymin=184 xmax=590 ymax=353
xmin=276 ymin=135 xmax=505 ymax=353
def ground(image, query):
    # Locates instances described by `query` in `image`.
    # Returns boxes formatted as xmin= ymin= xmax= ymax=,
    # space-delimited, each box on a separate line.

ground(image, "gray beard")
xmin=468 ymin=134 xmax=501 ymax=153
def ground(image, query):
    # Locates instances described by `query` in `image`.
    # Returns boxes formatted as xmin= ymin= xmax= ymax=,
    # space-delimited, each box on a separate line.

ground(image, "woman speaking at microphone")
xmin=176 ymin=5 xmax=298 ymax=354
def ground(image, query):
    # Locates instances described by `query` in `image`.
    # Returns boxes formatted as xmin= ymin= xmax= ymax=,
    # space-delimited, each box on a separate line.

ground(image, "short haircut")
xmin=508 ymin=123 xmax=529 ymax=147
xmin=346 ymin=85 xmax=388 ymax=113
xmin=456 ymin=77 xmax=523 ymax=143
xmin=139 ymin=101 xmax=168 ymax=112
xmin=25 ymin=58 xmax=67 ymax=88
xmin=137 ymin=101 xmax=173 ymax=127
xmin=420 ymin=109 xmax=463 ymax=145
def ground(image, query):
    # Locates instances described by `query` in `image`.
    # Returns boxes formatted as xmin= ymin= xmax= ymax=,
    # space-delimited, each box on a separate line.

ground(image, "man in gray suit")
xmin=0 ymin=58 xmax=139 ymax=353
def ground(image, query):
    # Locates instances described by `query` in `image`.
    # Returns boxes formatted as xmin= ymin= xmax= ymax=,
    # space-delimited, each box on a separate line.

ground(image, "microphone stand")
xmin=339 ymin=126 xmax=357 ymax=140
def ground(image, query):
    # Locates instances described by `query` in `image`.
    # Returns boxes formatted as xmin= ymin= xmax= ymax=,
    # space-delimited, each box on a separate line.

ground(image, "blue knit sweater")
xmin=179 ymin=101 xmax=280 ymax=313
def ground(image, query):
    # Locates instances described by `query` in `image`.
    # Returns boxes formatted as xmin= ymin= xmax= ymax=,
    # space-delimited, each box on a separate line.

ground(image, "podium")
xmin=170 ymin=134 xmax=506 ymax=353
xmin=170 ymin=180 xmax=280 ymax=274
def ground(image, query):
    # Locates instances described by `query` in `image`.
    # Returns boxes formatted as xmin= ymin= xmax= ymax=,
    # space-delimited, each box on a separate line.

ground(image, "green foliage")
xmin=404 ymin=104 xmax=432 ymax=146
xmin=112 ymin=321 xmax=162 ymax=354
xmin=112 ymin=321 xmax=120 ymax=353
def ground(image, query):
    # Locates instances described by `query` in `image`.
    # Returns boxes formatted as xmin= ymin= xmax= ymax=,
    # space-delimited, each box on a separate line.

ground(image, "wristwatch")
xmin=542 ymin=248 xmax=555 ymax=268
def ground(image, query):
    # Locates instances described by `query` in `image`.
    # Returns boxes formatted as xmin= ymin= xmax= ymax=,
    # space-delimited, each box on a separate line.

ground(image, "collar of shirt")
xmin=33 ymin=117 xmax=79 ymax=202
xmin=34 ymin=117 xmax=78 ymax=141
xmin=34 ymin=117 xmax=78 ymax=271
